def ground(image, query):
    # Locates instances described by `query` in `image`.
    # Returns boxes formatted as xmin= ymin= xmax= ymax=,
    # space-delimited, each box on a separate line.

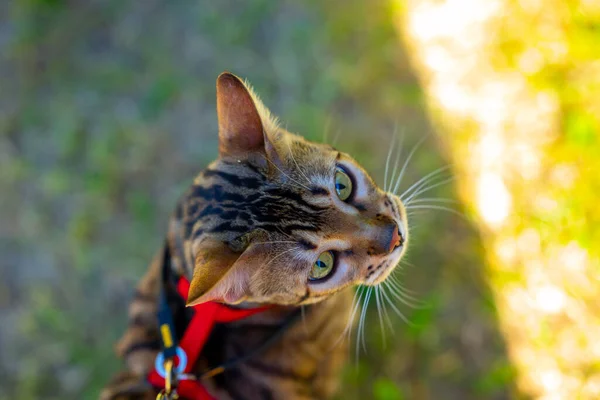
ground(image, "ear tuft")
xmin=216 ymin=72 xmax=265 ymax=157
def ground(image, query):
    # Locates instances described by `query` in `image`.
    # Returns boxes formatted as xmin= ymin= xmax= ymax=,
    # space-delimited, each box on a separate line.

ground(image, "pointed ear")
xmin=187 ymin=239 xmax=244 ymax=306
xmin=187 ymin=239 xmax=271 ymax=306
xmin=216 ymin=72 xmax=265 ymax=158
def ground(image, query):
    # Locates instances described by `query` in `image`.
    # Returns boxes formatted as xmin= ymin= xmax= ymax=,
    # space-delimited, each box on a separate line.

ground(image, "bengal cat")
xmin=101 ymin=72 xmax=408 ymax=400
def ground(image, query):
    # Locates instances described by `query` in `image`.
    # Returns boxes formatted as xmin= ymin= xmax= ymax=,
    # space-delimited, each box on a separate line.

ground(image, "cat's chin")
xmin=364 ymin=248 xmax=406 ymax=286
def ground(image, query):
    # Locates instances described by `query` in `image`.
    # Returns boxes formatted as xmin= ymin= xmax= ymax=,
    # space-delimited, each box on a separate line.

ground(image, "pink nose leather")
xmin=388 ymin=227 xmax=403 ymax=253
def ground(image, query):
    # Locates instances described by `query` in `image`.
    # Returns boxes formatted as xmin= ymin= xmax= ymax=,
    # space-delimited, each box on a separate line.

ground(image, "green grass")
xmin=0 ymin=1 xmax=511 ymax=399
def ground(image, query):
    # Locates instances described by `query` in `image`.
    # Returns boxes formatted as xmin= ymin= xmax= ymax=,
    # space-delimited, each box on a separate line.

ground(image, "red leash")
xmin=147 ymin=277 xmax=268 ymax=399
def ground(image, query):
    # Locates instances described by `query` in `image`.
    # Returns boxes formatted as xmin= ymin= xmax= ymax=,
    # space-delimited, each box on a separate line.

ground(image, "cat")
xmin=101 ymin=72 xmax=408 ymax=400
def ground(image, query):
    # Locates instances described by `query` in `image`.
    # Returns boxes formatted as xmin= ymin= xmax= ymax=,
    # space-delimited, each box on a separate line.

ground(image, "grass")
xmin=0 ymin=1 xmax=511 ymax=399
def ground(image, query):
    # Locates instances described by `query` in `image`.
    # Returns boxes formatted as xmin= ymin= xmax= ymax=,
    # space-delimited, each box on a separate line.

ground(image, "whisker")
xmin=387 ymin=129 xmax=405 ymax=194
xmin=391 ymin=262 xmax=415 ymax=279
xmin=256 ymin=240 xmax=302 ymax=245
xmin=356 ymin=287 xmax=372 ymax=360
xmin=355 ymin=292 xmax=364 ymax=362
xmin=385 ymin=279 xmax=428 ymax=309
xmin=332 ymin=129 xmax=342 ymax=147
xmin=383 ymin=134 xmax=398 ymax=192
xmin=388 ymin=273 xmax=421 ymax=297
xmin=403 ymin=176 xmax=456 ymax=203
xmin=264 ymin=157 xmax=312 ymax=192
xmin=300 ymin=305 xmax=308 ymax=334
xmin=286 ymin=139 xmax=311 ymax=184
xmin=332 ymin=287 xmax=363 ymax=351
xmin=386 ymin=275 xmax=419 ymax=300
xmin=263 ymin=246 xmax=300 ymax=268
xmin=400 ymin=173 xmax=452 ymax=205
xmin=399 ymin=165 xmax=452 ymax=200
xmin=378 ymin=285 xmax=395 ymax=334
xmin=374 ymin=286 xmax=387 ymax=348
xmin=391 ymin=263 xmax=407 ymax=276
xmin=404 ymin=204 xmax=467 ymax=219
xmin=322 ymin=116 xmax=332 ymax=143
xmin=405 ymin=197 xmax=457 ymax=206
xmin=380 ymin=284 xmax=414 ymax=326
xmin=399 ymin=259 xmax=417 ymax=269
xmin=391 ymin=134 xmax=429 ymax=195
xmin=347 ymin=287 xmax=364 ymax=342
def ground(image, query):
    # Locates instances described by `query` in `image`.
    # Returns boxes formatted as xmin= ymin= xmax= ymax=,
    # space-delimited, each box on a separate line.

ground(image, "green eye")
xmin=309 ymin=251 xmax=335 ymax=281
xmin=335 ymin=167 xmax=353 ymax=201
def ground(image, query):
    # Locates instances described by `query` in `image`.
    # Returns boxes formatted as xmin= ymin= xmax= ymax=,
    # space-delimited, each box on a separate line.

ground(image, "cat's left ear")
xmin=215 ymin=72 xmax=284 ymax=169
xmin=216 ymin=72 xmax=264 ymax=159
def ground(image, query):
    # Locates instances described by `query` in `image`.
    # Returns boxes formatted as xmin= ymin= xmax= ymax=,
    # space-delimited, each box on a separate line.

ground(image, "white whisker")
xmin=332 ymin=287 xmax=363 ymax=351
xmin=286 ymin=139 xmax=311 ymax=184
xmin=263 ymin=247 xmax=300 ymax=268
xmin=380 ymin=284 xmax=413 ymax=326
xmin=256 ymin=240 xmax=302 ymax=245
xmin=398 ymin=259 xmax=417 ymax=270
xmin=385 ymin=279 xmax=427 ymax=309
xmin=300 ymin=305 xmax=308 ymax=334
xmin=387 ymin=129 xmax=405 ymax=194
xmin=388 ymin=273 xmax=421 ymax=298
xmin=356 ymin=287 xmax=372 ymax=360
xmin=391 ymin=134 xmax=428 ymax=195
xmin=322 ymin=117 xmax=332 ymax=143
xmin=403 ymin=176 xmax=455 ymax=203
xmin=378 ymin=285 xmax=395 ymax=334
xmin=346 ymin=287 xmax=364 ymax=340
xmin=264 ymin=156 xmax=312 ymax=192
xmin=400 ymin=172 xmax=451 ymax=205
xmin=383 ymin=134 xmax=398 ymax=192
xmin=332 ymin=129 xmax=342 ymax=147
xmin=404 ymin=204 xmax=466 ymax=219
xmin=405 ymin=197 xmax=456 ymax=206
xmin=399 ymin=165 xmax=451 ymax=200
xmin=374 ymin=286 xmax=387 ymax=348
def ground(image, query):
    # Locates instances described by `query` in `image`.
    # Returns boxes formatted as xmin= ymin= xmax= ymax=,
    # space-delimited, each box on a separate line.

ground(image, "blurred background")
xmin=1 ymin=0 xmax=598 ymax=399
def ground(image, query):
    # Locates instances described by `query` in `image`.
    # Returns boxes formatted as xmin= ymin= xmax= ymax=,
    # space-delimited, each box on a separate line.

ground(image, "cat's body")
xmin=102 ymin=73 xmax=408 ymax=400
xmin=105 ymin=194 xmax=352 ymax=400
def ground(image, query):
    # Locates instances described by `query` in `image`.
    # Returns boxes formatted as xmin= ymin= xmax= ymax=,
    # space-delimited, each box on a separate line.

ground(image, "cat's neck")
xmin=202 ymin=290 xmax=353 ymax=400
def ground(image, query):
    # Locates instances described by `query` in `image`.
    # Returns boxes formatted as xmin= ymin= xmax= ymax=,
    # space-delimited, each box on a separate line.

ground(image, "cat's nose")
xmin=366 ymin=217 xmax=403 ymax=256
xmin=385 ymin=221 xmax=403 ymax=253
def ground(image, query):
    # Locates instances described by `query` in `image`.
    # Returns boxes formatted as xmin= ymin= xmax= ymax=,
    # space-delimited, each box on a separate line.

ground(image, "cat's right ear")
xmin=216 ymin=72 xmax=265 ymax=158
xmin=187 ymin=237 xmax=273 ymax=306
xmin=187 ymin=238 xmax=247 ymax=306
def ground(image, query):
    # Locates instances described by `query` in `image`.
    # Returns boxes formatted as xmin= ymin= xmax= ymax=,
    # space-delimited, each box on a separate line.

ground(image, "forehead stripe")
xmin=310 ymin=186 xmax=328 ymax=196
xmin=203 ymin=168 xmax=264 ymax=189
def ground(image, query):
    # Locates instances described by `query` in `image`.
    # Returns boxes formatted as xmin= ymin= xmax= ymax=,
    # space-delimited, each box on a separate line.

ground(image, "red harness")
xmin=147 ymin=277 xmax=268 ymax=399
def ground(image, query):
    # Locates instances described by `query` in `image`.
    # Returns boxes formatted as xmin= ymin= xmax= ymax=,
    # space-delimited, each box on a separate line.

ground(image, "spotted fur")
xmin=101 ymin=72 xmax=408 ymax=400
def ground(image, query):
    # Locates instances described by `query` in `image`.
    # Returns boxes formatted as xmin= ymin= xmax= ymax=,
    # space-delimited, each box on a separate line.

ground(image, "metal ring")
xmin=155 ymin=347 xmax=187 ymax=378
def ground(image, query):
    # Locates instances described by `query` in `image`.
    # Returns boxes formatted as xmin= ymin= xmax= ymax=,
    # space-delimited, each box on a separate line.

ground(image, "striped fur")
xmin=101 ymin=73 xmax=408 ymax=399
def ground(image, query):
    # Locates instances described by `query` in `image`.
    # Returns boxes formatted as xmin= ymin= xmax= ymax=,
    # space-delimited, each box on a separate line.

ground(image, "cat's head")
xmin=186 ymin=72 xmax=408 ymax=306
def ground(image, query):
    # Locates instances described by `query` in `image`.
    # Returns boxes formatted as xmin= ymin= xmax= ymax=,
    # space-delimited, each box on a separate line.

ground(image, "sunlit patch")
xmin=494 ymin=237 xmax=517 ymax=264
xmin=476 ymin=172 xmax=511 ymax=227
xmin=519 ymin=49 xmax=544 ymax=74
xmin=559 ymin=242 xmax=588 ymax=272
xmin=550 ymin=164 xmax=577 ymax=189
xmin=533 ymin=285 xmax=566 ymax=315
xmin=517 ymin=229 xmax=541 ymax=255
xmin=539 ymin=368 xmax=562 ymax=391
xmin=394 ymin=0 xmax=600 ymax=397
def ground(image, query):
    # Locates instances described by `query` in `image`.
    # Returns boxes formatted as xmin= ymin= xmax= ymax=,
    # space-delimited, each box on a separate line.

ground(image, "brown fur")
xmin=101 ymin=72 xmax=408 ymax=399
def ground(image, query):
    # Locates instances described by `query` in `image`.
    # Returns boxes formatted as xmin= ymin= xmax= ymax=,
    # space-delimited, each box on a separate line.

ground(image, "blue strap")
xmin=158 ymin=243 xmax=178 ymax=360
